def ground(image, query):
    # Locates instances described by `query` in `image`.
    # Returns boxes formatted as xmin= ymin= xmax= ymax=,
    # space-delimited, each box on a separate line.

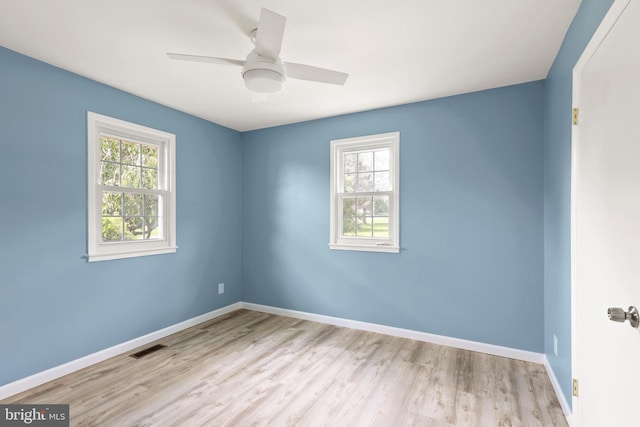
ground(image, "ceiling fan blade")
xmin=255 ymin=8 xmax=286 ymax=61
xmin=284 ymin=62 xmax=349 ymax=85
xmin=167 ymin=53 xmax=244 ymax=67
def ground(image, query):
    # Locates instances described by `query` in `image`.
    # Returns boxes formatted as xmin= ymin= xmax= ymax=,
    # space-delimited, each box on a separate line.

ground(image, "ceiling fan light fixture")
xmin=243 ymin=68 xmax=285 ymax=94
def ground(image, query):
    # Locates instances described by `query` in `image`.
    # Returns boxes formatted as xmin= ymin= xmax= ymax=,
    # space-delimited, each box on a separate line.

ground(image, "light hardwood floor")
xmin=3 ymin=310 xmax=567 ymax=426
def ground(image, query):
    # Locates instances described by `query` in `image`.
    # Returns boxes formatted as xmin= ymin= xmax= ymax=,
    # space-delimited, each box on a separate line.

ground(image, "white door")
xmin=572 ymin=0 xmax=640 ymax=425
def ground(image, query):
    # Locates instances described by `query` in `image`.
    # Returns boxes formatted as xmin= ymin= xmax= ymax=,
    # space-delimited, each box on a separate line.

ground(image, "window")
xmin=87 ymin=112 xmax=176 ymax=262
xmin=330 ymin=132 xmax=399 ymax=253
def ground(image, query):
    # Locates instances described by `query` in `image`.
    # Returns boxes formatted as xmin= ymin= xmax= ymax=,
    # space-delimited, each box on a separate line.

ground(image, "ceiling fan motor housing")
xmin=242 ymin=50 xmax=286 ymax=93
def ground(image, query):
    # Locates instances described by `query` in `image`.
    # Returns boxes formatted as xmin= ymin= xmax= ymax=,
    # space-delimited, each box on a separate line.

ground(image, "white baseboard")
xmin=0 ymin=302 xmax=242 ymax=400
xmin=544 ymin=355 xmax=573 ymax=425
xmin=240 ymin=302 xmax=546 ymax=364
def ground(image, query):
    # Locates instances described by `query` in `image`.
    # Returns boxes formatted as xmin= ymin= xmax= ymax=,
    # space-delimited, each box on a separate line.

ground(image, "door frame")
xmin=570 ymin=0 xmax=632 ymax=423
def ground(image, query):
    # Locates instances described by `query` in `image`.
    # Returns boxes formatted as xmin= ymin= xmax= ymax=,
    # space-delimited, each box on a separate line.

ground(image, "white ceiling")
xmin=0 ymin=0 xmax=580 ymax=132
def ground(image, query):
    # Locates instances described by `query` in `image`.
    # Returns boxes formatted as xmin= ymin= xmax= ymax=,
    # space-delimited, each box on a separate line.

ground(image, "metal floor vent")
xmin=129 ymin=344 xmax=167 ymax=359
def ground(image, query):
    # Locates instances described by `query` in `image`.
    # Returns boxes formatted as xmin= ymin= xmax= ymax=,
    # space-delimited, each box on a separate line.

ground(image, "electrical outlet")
xmin=553 ymin=334 xmax=558 ymax=357
xmin=218 ymin=283 xmax=224 ymax=294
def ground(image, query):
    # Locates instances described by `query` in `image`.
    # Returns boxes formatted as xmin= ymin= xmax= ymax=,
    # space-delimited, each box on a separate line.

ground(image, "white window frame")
xmin=87 ymin=112 xmax=177 ymax=262
xmin=329 ymin=132 xmax=400 ymax=253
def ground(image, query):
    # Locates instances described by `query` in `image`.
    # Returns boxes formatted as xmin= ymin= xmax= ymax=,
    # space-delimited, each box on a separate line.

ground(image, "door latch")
xmin=607 ymin=306 xmax=639 ymax=328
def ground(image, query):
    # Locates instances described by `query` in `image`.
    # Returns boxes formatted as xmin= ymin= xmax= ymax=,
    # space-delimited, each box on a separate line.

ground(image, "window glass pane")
xmin=121 ymin=141 xmax=141 ymax=165
xmin=374 ymin=149 xmax=389 ymax=171
xmin=101 ymin=161 xmax=120 ymax=186
xmin=343 ymin=197 xmax=356 ymax=216
xmin=102 ymin=217 xmax=123 ymax=241
xmin=124 ymin=216 xmax=144 ymax=240
xmin=100 ymin=137 xmax=120 ymax=162
xmin=356 ymin=197 xmax=374 ymax=237
xmin=101 ymin=192 xmax=122 ymax=216
xmin=124 ymin=193 xmax=142 ymax=216
xmin=344 ymin=173 xmax=356 ymax=193
xmin=145 ymin=217 xmax=160 ymax=239
xmin=358 ymin=152 xmax=373 ymax=171
xmin=121 ymin=165 xmax=141 ymax=188
xmin=141 ymin=145 xmax=158 ymax=168
xmin=357 ymin=172 xmax=373 ymax=192
xmin=342 ymin=197 xmax=356 ymax=236
xmin=344 ymin=153 xmax=357 ymax=173
xmin=142 ymin=168 xmax=158 ymax=189
xmin=144 ymin=194 xmax=159 ymax=217
xmin=373 ymin=217 xmax=389 ymax=237
xmin=357 ymin=218 xmax=373 ymax=237
xmin=342 ymin=216 xmax=356 ymax=236
xmin=374 ymin=196 xmax=389 ymax=216
xmin=374 ymin=171 xmax=390 ymax=191
xmin=358 ymin=197 xmax=373 ymax=216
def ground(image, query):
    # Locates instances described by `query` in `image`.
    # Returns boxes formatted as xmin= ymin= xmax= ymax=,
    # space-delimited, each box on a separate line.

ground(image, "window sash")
xmin=336 ymin=192 xmax=394 ymax=242
xmin=98 ymin=187 xmax=167 ymax=243
xmin=95 ymin=138 xmax=168 ymax=245
xmin=99 ymin=185 xmax=165 ymax=195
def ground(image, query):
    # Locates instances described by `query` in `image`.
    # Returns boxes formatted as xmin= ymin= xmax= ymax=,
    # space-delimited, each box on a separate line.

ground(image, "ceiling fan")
xmin=167 ymin=8 xmax=349 ymax=94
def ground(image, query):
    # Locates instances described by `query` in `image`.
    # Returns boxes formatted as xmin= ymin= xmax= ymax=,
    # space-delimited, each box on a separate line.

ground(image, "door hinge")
xmin=572 ymin=107 xmax=580 ymax=125
xmin=573 ymin=378 xmax=579 ymax=397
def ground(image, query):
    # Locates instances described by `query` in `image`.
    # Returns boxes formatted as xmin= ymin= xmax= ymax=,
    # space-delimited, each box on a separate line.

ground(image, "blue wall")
xmin=242 ymin=81 xmax=546 ymax=352
xmin=0 ymin=47 xmax=243 ymax=386
xmin=543 ymin=0 xmax=614 ymax=405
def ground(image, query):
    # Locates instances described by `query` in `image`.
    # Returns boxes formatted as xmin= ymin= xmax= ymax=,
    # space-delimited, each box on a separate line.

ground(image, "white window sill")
xmin=88 ymin=246 xmax=178 ymax=262
xmin=328 ymin=243 xmax=400 ymax=253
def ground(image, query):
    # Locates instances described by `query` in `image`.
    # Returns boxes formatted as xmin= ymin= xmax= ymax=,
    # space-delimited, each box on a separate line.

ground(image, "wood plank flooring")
xmin=2 ymin=310 xmax=567 ymax=426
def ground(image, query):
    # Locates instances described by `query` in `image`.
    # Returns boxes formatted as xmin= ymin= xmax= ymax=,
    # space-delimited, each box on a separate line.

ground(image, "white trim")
xmin=570 ymin=0 xmax=630 ymax=421
xmin=87 ymin=111 xmax=177 ymax=262
xmin=328 ymin=242 xmax=400 ymax=253
xmin=544 ymin=355 xmax=574 ymax=426
xmin=329 ymin=132 xmax=400 ymax=252
xmin=87 ymin=246 xmax=179 ymax=262
xmin=0 ymin=303 xmax=242 ymax=400
xmin=240 ymin=302 xmax=545 ymax=364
